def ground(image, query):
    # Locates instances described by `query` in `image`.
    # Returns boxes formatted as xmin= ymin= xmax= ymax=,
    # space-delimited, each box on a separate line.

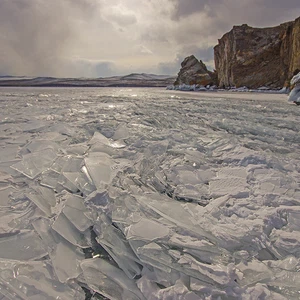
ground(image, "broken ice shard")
xmin=84 ymin=152 xmax=114 ymax=188
xmin=11 ymin=149 xmax=57 ymax=179
xmin=81 ymin=258 xmax=146 ymax=300
xmin=0 ymin=230 xmax=47 ymax=260
xmin=0 ymin=259 xmax=85 ymax=299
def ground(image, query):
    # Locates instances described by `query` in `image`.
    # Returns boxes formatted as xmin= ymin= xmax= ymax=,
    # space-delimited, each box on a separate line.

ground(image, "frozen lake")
xmin=0 ymin=87 xmax=299 ymax=299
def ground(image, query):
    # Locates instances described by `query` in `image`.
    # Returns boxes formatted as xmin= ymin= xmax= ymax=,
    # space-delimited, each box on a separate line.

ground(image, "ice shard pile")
xmin=0 ymin=88 xmax=300 ymax=299
xmin=288 ymin=72 xmax=300 ymax=104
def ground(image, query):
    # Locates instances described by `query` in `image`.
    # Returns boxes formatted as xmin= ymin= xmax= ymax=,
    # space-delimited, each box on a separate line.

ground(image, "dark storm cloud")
xmin=172 ymin=0 xmax=300 ymax=26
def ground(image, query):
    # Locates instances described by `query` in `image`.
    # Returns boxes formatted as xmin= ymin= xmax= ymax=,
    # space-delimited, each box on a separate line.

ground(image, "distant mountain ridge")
xmin=0 ymin=73 xmax=176 ymax=87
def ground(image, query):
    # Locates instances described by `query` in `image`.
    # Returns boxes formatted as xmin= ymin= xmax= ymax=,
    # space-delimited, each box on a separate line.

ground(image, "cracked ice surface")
xmin=0 ymin=87 xmax=299 ymax=299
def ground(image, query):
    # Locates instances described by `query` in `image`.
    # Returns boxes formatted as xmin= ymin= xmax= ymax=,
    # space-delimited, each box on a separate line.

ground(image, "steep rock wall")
xmin=214 ymin=16 xmax=300 ymax=88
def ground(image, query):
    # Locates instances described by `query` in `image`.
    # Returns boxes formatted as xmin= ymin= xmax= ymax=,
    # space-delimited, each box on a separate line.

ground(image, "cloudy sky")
xmin=1 ymin=0 xmax=300 ymax=77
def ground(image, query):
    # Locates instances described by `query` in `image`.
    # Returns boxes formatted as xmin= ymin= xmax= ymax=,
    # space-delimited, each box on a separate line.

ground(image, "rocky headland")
xmin=174 ymin=16 xmax=300 ymax=89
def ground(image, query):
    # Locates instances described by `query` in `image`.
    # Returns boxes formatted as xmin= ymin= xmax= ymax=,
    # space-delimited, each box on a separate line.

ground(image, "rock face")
xmin=214 ymin=16 xmax=300 ymax=88
xmin=174 ymin=55 xmax=217 ymax=86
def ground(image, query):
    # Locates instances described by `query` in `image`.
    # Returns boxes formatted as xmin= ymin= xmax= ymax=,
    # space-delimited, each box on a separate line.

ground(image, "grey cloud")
xmin=103 ymin=9 xmax=137 ymax=27
xmin=1 ymin=0 xmax=300 ymax=77
xmin=111 ymin=14 xmax=137 ymax=26
xmin=179 ymin=45 xmax=215 ymax=68
xmin=172 ymin=0 xmax=300 ymax=26
xmin=61 ymin=58 xmax=117 ymax=78
xmin=93 ymin=61 xmax=116 ymax=77
xmin=171 ymin=0 xmax=212 ymax=19
xmin=157 ymin=58 xmax=181 ymax=75
xmin=0 ymin=0 xmax=100 ymax=76
xmin=157 ymin=45 xmax=215 ymax=75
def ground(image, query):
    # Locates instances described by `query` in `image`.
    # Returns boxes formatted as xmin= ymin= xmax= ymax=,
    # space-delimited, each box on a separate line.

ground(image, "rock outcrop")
xmin=214 ymin=16 xmax=300 ymax=88
xmin=174 ymin=55 xmax=217 ymax=86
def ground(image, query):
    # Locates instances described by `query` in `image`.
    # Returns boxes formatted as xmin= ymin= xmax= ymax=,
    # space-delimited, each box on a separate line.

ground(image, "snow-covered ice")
xmin=288 ymin=72 xmax=300 ymax=104
xmin=0 ymin=87 xmax=298 ymax=299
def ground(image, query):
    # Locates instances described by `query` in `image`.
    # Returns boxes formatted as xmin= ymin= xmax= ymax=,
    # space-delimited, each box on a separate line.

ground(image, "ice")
xmin=19 ymin=140 xmax=59 ymax=155
xmin=209 ymin=176 xmax=249 ymax=197
xmin=113 ymin=123 xmax=130 ymax=140
xmin=288 ymin=72 xmax=300 ymax=103
xmin=137 ymin=277 xmax=202 ymax=300
xmin=1 ymin=87 xmax=300 ymax=298
xmin=236 ymin=259 xmax=273 ymax=286
xmin=291 ymin=71 xmax=300 ymax=86
xmin=39 ymin=169 xmax=60 ymax=190
xmin=126 ymin=218 xmax=170 ymax=241
xmin=88 ymin=131 xmax=110 ymax=146
xmin=270 ymin=230 xmax=300 ymax=257
xmin=62 ymin=171 xmax=95 ymax=196
xmin=62 ymin=193 xmax=93 ymax=231
xmin=52 ymin=156 xmax=83 ymax=173
xmin=0 ymin=231 xmax=47 ymax=260
xmin=0 ymin=187 xmax=15 ymax=207
xmin=11 ymin=149 xmax=57 ymax=179
xmin=94 ymin=214 xmax=142 ymax=279
xmin=25 ymin=186 xmax=56 ymax=217
xmin=169 ymin=233 xmax=229 ymax=265
xmin=84 ymin=152 xmax=115 ymax=188
xmin=33 ymin=218 xmax=85 ymax=283
xmin=81 ymin=258 xmax=146 ymax=300
xmin=287 ymin=210 xmax=300 ymax=230
xmin=136 ymin=194 xmax=217 ymax=243
xmin=52 ymin=213 xmax=89 ymax=248
xmin=65 ymin=143 xmax=89 ymax=155
xmin=288 ymin=84 xmax=300 ymax=102
xmin=0 ymin=259 xmax=85 ymax=300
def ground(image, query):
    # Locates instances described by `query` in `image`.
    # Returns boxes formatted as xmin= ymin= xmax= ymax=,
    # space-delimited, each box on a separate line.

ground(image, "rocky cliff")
xmin=174 ymin=55 xmax=217 ymax=86
xmin=214 ymin=16 xmax=300 ymax=88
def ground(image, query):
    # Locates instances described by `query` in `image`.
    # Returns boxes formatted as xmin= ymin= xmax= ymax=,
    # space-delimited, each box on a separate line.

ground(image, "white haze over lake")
xmin=0 ymin=87 xmax=299 ymax=299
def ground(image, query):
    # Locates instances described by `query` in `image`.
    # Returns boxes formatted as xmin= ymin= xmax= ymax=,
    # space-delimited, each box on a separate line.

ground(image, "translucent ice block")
xmin=25 ymin=186 xmax=56 ymax=217
xmin=33 ymin=218 xmax=85 ymax=283
xmin=0 ymin=230 xmax=47 ymax=260
xmin=94 ymin=214 xmax=142 ymax=279
xmin=81 ymin=258 xmax=146 ymax=300
xmin=0 ymin=259 xmax=85 ymax=300
xmin=52 ymin=213 xmax=89 ymax=248
xmin=11 ymin=149 xmax=57 ymax=179
xmin=84 ymin=153 xmax=114 ymax=188
xmin=62 ymin=193 xmax=93 ymax=232
xmin=136 ymin=194 xmax=217 ymax=243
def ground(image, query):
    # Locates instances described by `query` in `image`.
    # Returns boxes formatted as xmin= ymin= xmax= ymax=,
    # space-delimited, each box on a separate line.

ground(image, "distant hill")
xmin=0 ymin=73 xmax=176 ymax=87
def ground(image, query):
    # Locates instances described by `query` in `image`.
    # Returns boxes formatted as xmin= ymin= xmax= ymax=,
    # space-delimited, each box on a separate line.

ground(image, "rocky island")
xmin=173 ymin=16 xmax=300 ymax=90
xmin=173 ymin=55 xmax=217 ymax=87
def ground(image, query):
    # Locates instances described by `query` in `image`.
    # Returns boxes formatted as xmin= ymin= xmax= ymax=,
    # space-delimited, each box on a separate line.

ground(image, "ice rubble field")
xmin=0 ymin=87 xmax=299 ymax=300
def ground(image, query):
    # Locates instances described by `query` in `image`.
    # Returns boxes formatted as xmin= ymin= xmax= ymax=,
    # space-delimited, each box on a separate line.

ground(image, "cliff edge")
xmin=214 ymin=16 xmax=300 ymax=88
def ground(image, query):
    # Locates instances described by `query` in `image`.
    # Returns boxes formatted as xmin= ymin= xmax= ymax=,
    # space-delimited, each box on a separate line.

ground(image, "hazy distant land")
xmin=0 ymin=73 xmax=176 ymax=88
